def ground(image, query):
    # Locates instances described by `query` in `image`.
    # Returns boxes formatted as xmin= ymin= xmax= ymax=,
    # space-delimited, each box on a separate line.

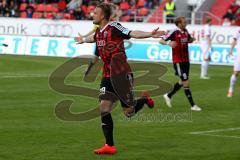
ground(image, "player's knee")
xmin=182 ymin=80 xmax=189 ymax=87
xmin=100 ymin=100 xmax=112 ymax=113
xmin=234 ymin=71 xmax=239 ymax=77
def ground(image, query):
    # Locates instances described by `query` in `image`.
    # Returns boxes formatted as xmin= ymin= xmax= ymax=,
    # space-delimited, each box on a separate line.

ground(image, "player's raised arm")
xmin=74 ymin=34 xmax=95 ymax=44
xmin=130 ymin=27 xmax=165 ymax=39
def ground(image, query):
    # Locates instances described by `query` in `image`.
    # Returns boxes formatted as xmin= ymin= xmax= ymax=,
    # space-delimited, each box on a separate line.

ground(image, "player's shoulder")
xmin=109 ymin=21 xmax=124 ymax=29
xmin=109 ymin=21 xmax=130 ymax=34
xmin=167 ymin=28 xmax=178 ymax=35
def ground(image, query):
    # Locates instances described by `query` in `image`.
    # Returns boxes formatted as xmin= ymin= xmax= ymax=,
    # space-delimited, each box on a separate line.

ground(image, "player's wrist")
xmin=166 ymin=41 xmax=171 ymax=45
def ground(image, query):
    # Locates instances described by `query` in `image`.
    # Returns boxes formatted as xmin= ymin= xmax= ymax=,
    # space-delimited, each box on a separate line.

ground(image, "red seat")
xmin=20 ymin=12 xmax=27 ymax=18
xmin=137 ymin=0 xmax=145 ymax=8
xmin=36 ymin=4 xmax=45 ymax=12
xmin=58 ymin=0 xmax=67 ymax=11
xmin=81 ymin=5 xmax=87 ymax=13
xmin=64 ymin=13 xmax=71 ymax=19
xmin=53 ymin=7 xmax=59 ymax=12
xmin=120 ymin=2 xmax=130 ymax=10
xmin=19 ymin=3 xmax=27 ymax=11
xmin=138 ymin=7 xmax=148 ymax=16
xmin=46 ymin=4 xmax=53 ymax=12
xmin=33 ymin=12 xmax=43 ymax=18
xmin=46 ymin=12 xmax=53 ymax=19
xmin=120 ymin=15 xmax=130 ymax=22
xmin=87 ymin=5 xmax=95 ymax=13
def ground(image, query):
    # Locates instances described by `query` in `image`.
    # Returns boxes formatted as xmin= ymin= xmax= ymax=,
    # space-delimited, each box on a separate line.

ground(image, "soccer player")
xmin=227 ymin=30 xmax=240 ymax=97
xmin=79 ymin=3 xmax=118 ymax=76
xmin=159 ymin=16 xmax=201 ymax=111
xmin=74 ymin=3 xmax=165 ymax=154
xmin=200 ymin=17 xmax=212 ymax=79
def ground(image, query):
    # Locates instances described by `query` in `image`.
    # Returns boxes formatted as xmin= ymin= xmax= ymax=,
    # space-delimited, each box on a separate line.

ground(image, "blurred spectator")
xmin=223 ymin=9 xmax=235 ymax=22
xmin=25 ymin=5 xmax=34 ymax=18
xmin=67 ymin=0 xmax=82 ymax=11
xmin=73 ymin=6 xmax=85 ymax=20
xmin=0 ymin=0 xmax=10 ymax=17
xmin=164 ymin=0 xmax=176 ymax=23
xmin=146 ymin=0 xmax=153 ymax=9
xmin=9 ymin=0 xmax=18 ymax=17
xmin=230 ymin=0 xmax=240 ymax=14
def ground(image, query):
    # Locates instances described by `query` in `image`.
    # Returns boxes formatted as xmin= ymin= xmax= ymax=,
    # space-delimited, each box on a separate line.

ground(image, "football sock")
xmin=201 ymin=61 xmax=209 ymax=77
xmin=101 ymin=112 xmax=114 ymax=146
xmin=183 ymin=86 xmax=195 ymax=107
xmin=203 ymin=61 xmax=209 ymax=76
xmin=134 ymin=98 xmax=147 ymax=114
xmin=229 ymin=74 xmax=237 ymax=93
xmin=168 ymin=82 xmax=183 ymax=98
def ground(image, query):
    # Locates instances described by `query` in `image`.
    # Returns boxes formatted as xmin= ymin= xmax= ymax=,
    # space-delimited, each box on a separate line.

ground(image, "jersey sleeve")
xmin=163 ymin=29 xmax=175 ymax=41
xmin=110 ymin=22 xmax=131 ymax=39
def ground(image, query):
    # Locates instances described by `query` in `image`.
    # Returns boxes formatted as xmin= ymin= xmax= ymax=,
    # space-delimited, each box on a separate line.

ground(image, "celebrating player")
xmin=227 ymin=29 xmax=240 ymax=97
xmin=159 ymin=16 xmax=201 ymax=111
xmin=200 ymin=17 xmax=212 ymax=79
xmin=74 ymin=3 xmax=165 ymax=154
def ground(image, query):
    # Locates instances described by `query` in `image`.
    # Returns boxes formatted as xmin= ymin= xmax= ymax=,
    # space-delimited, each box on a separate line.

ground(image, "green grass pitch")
xmin=0 ymin=55 xmax=240 ymax=160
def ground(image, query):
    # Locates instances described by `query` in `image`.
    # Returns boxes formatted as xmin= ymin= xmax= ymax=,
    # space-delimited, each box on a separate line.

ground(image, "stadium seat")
xmin=64 ymin=13 xmax=71 ymax=19
xmin=58 ymin=0 xmax=67 ymax=11
xmin=46 ymin=12 xmax=54 ymax=19
xmin=33 ymin=12 xmax=43 ymax=19
xmin=137 ymin=0 xmax=145 ymax=8
xmin=20 ymin=12 xmax=27 ymax=18
xmin=120 ymin=15 xmax=131 ymax=22
xmin=46 ymin=4 xmax=53 ymax=12
xmin=36 ymin=4 xmax=45 ymax=12
xmin=81 ymin=5 xmax=88 ymax=14
xmin=19 ymin=3 xmax=28 ymax=11
xmin=120 ymin=2 xmax=130 ymax=10
xmin=138 ymin=7 xmax=148 ymax=16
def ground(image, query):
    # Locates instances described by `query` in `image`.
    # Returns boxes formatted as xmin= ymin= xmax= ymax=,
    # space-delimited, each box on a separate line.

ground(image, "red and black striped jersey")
xmin=94 ymin=21 xmax=131 ymax=77
xmin=164 ymin=28 xmax=192 ymax=63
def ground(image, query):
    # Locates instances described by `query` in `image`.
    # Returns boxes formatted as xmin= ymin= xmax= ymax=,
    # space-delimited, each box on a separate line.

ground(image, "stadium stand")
xmin=1 ymin=0 xmax=240 ymax=26
xmin=0 ymin=0 xmax=159 ymax=21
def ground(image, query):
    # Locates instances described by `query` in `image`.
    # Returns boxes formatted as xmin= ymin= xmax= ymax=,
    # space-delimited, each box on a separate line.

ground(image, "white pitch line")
xmin=1 ymin=74 xmax=48 ymax=78
xmin=194 ymin=133 xmax=240 ymax=139
xmin=188 ymin=127 xmax=240 ymax=140
xmin=189 ymin=127 xmax=240 ymax=134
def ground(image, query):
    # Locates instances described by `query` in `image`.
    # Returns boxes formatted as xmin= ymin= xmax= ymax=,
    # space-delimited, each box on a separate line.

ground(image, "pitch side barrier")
xmin=0 ymin=18 xmax=237 ymax=65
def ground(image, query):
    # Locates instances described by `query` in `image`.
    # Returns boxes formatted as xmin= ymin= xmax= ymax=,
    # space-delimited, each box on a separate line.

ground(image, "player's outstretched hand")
xmin=74 ymin=33 xmax=84 ymax=44
xmin=151 ymin=27 xmax=166 ymax=38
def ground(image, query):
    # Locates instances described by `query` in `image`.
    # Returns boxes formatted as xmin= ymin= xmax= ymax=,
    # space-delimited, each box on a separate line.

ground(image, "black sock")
xmin=168 ymin=82 xmax=183 ymax=98
xmin=134 ymin=98 xmax=147 ymax=114
xmin=101 ymin=112 xmax=114 ymax=146
xmin=183 ymin=86 xmax=195 ymax=107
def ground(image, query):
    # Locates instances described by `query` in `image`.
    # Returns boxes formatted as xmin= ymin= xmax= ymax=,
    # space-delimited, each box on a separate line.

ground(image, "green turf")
xmin=0 ymin=55 xmax=240 ymax=160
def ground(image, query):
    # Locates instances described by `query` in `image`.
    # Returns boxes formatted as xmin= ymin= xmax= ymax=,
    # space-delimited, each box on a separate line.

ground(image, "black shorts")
xmin=99 ymin=73 xmax=134 ymax=108
xmin=173 ymin=62 xmax=190 ymax=81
